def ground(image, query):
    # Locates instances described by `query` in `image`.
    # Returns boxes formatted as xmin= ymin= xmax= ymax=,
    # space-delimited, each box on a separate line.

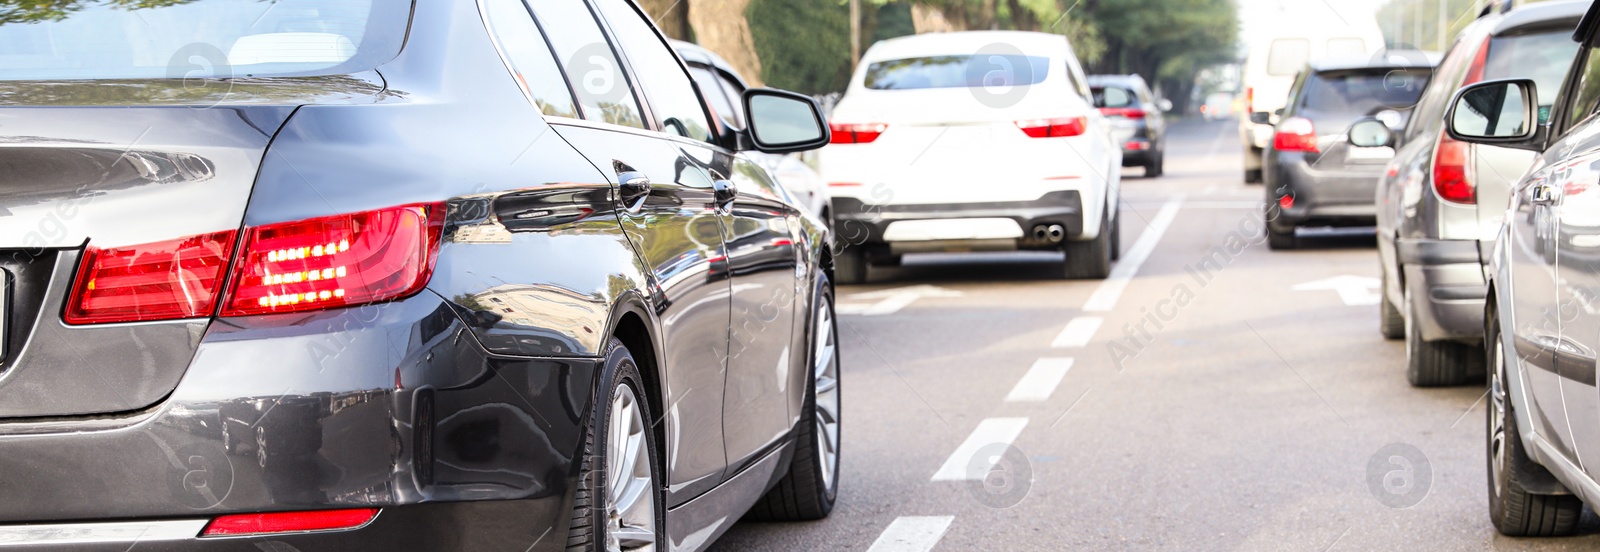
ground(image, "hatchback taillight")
xmin=221 ymin=203 xmax=446 ymax=316
xmin=1433 ymin=135 xmax=1475 ymax=204
xmin=1273 ymin=117 xmax=1319 ymax=153
xmin=1098 ymin=107 xmax=1147 ymax=119
xmin=828 ymin=122 xmax=887 ymax=144
xmin=65 ymin=231 xmax=238 ymax=324
xmin=1016 ymin=116 xmax=1087 ymax=138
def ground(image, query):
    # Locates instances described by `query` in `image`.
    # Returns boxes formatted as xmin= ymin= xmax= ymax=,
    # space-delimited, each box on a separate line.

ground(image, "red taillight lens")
xmin=1246 ymin=87 xmax=1254 ymax=113
xmin=220 ymin=203 xmax=446 ymax=316
xmin=1433 ymin=135 xmax=1475 ymax=204
xmin=828 ymin=122 xmax=887 ymax=144
xmin=1016 ymin=116 xmax=1087 ymax=138
xmin=1098 ymin=107 xmax=1147 ymax=119
xmin=65 ymin=231 xmax=238 ymax=324
xmin=1272 ymin=117 xmax=1319 ymax=153
xmin=202 ymin=508 xmax=378 ymax=536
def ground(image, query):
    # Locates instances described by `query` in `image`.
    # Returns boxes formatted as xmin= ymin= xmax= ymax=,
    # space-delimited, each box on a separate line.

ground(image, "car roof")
xmin=861 ymin=31 xmax=1069 ymax=62
xmin=1306 ymin=50 xmax=1440 ymax=73
xmin=668 ymin=39 xmax=748 ymax=87
xmin=1494 ymin=0 xmax=1589 ymax=37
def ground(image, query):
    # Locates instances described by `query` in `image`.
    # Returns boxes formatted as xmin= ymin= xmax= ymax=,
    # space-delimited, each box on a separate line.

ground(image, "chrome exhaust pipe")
xmin=1032 ymin=225 xmax=1050 ymax=241
xmin=1047 ymin=224 xmax=1065 ymax=243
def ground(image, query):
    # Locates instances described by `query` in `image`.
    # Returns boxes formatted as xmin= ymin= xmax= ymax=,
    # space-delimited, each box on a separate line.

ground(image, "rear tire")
xmin=746 ymin=273 xmax=840 ymax=521
xmin=1266 ymin=224 xmax=1295 ymax=250
xmin=1488 ymin=311 xmax=1584 ymax=536
xmin=1064 ymin=212 xmax=1112 ymax=279
xmin=1145 ymin=151 xmax=1164 ymax=178
xmin=1245 ymin=168 xmax=1263 ymax=184
xmin=1109 ymin=209 xmax=1122 ymax=262
xmin=1380 ymin=270 xmax=1404 ymax=340
xmin=1404 ymin=288 xmax=1483 ymax=387
xmin=567 ymin=339 xmax=662 ymax=552
xmin=834 ymin=247 xmax=866 ymax=285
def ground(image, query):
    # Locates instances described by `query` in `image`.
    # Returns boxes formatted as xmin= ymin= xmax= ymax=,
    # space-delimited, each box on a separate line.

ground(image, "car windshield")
xmin=1299 ymin=68 xmax=1431 ymax=114
xmin=0 ymin=0 xmax=410 ymax=81
xmin=863 ymin=55 xmax=1050 ymax=90
xmin=1484 ymin=30 xmax=1580 ymax=114
xmin=1091 ymin=86 xmax=1136 ymax=108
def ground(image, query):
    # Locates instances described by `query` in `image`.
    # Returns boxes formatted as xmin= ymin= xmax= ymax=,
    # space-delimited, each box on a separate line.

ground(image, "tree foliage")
xmin=1081 ymin=0 xmax=1237 ymax=110
xmin=747 ymin=0 xmax=854 ymax=94
xmin=0 ymin=0 xmax=196 ymax=25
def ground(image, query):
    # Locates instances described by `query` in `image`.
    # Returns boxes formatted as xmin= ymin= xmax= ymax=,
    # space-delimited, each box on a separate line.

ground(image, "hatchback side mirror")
xmin=1158 ymin=98 xmax=1173 ymax=113
xmin=1347 ymin=118 xmax=1393 ymax=148
xmin=1446 ymin=79 xmax=1543 ymax=151
xmin=1249 ymin=111 xmax=1271 ymax=125
xmin=741 ymin=88 xmax=829 ymax=153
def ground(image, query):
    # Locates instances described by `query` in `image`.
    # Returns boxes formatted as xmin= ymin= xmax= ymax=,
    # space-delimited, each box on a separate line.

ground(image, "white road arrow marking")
xmin=836 ymin=285 xmax=964 ymax=316
xmin=1292 ymin=275 xmax=1381 ymax=306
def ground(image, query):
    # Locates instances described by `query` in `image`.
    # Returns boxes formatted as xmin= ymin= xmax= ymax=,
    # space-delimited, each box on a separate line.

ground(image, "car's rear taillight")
xmin=1016 ymin=116 xmax=1087 ymax=138
xmin=1098 ymin=107 xmax=1147 ymax=119
xmin=828 ymin=122 xmax=887 ymax=144
xmin=220 ymin=203 xmax=446 ymax=316
xmin=1433 ymin=135 xmax=1475 ymax=204
xmin=1246 ymin=87 xmax=1254 ymax=113
xmin=65 ymin=231 xmax=239 ymax=324
xmin=202 ymin=508 xmax=378 ymax=536
xmin=1272 ymin=117 xmax=1318 ymax=153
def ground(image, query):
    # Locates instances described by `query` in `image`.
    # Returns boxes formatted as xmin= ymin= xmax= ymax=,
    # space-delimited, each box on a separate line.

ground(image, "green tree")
xmin=1082 ymin=0 xmax=1237 ymax=111
xmin=0 ymin=0 xmax=197 ymax=25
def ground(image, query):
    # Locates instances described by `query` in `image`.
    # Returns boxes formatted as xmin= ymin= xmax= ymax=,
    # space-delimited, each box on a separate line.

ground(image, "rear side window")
xmin=863 ymin=55 xmax=1050 ymax=90
xmin=591 ymin=0 xmax=713 ymax=143
xmin=1092 ymin=86 xmax=1135 ymax=108
xmin=1484 ymin=31 xmax=1581 ymax=117
xmin=526 ymin=0 xmax=645 ymax=129
xmin=1326 ymin=38 xmax=1367 ymax=60
xmin=481 ymin=0 xmax=579 ymax=118
xmin=1267 ymin=39 xmax=1310 ymax=76
xmin=1298 ymin=69 xmax=1431 ymax=114
xmin=0 ymin=0 xmax=409 ymax=80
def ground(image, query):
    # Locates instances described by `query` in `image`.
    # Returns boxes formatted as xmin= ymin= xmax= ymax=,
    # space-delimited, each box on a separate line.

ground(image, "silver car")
xmin=1367 ymin=0 xmax=1585 ymax=386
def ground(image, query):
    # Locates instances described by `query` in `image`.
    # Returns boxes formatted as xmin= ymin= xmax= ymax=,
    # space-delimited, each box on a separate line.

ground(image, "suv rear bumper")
xmin=1267 ymin=152 xmax=1384 ymax=230
xmin=1399 ymin=238 xmax=1486 ymax=343
xmin=832 ymin=191 xmax=1084 ymax=252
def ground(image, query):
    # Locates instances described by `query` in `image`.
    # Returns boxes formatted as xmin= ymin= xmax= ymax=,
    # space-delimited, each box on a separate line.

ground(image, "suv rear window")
xmin=1299 ymin=69 xmax=1431 ymax=113
xmin=864 ymin=55 xmax=1050 ymax=90
xmin=1267 ymin=39 xmax=1310 ymax=76
xmin=0 ymin=0 xmax=409 ymax=81
xmin=1484 ymin=30 xmax=1581 ymax=114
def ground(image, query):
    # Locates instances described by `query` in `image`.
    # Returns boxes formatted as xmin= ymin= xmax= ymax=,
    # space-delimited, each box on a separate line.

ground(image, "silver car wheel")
xmin=813 ymin=294 xmax=841 ymax=492
xmin=1489 ymin=335 xmax=1508 ymax=498
xmin=606 ymin=385 xmax=656 ymax=552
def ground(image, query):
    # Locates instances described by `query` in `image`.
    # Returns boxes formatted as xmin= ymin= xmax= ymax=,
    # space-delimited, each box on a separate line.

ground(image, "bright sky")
xmin=1236 ymin=0 xmax=1386 ymax=46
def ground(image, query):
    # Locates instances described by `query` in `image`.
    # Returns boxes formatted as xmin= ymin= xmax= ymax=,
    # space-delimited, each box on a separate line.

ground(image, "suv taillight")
xmin=1433 ymin=135 xmax=1475 ymax=204
xmin=1016 ymin=116 xmax=1087 ymax=138
xmin=1272 ymin=117 xmax=1318 ymax=153
xmin=221 ymin=203 xmax=446 ymax=316
xmin=64 ymin=203 xmax=446 ymax=324
xmin=65 ymin=231 xmax=238 ymax=324
xmin=1098 ymin=107 xmax=1147 ymax=119
xmin=828 ymin=122 xmax=887 ymax=144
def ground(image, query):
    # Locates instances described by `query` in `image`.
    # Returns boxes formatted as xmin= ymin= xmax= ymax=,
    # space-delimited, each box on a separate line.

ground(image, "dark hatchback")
xmin=1089 ymin=74 xmax=1169 ymax=177
xmin=0 ymin=0 xmax=840 ymax=550
xmin=1264 ymin=55 xmax=1437 ymax=249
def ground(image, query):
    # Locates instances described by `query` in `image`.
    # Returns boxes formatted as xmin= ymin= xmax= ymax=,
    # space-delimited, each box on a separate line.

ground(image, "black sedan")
xmin=0 ymin=0 xmax=839 ymax=550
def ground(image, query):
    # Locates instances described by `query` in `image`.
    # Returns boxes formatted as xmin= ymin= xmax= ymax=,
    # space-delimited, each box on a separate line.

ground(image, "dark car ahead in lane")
xmin=1088 ymin=74 xmax=1170 ymax=177
xmin=1264 ymin=55 xmax=1436 ymax=249
xmin=0 ymin=0 xmax=839 ymax=550
xmin=1455 ymin=0 xmax=1600 ymax=537
xmin=1363 ymin=1 xmax=1585 ymax=387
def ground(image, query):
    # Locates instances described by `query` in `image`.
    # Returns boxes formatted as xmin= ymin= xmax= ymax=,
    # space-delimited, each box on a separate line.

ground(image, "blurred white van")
xmin=1239 ymin=17 xmax=1384 ymax=182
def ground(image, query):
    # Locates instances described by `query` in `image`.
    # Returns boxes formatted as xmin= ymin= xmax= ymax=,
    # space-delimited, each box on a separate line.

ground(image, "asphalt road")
xmin=707 ymin=118 xmax=1600 ymax=551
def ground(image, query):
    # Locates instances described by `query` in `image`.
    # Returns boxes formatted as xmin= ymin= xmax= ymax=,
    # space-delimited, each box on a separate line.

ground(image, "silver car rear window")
xmin=0 ymin=0 xmax=410 ymax=81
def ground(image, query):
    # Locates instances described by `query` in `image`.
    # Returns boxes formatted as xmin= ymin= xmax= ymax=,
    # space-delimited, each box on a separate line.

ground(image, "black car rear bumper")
xmin=832 ymin=191 xmax=1085 ymax=251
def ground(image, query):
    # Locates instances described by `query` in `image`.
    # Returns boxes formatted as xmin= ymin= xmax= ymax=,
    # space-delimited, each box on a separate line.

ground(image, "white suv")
xmin=819 ymin=31 xmax=1122 ymax=283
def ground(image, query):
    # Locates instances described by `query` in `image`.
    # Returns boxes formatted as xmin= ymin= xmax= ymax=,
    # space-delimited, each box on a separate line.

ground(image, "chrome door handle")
xmin=618 ymin=171 xmax=651 ymax=208
xmin=1532 ymin=184 xmax=1556 ymax=205
xmin=713 ymin=179 xmax=737 ymax=210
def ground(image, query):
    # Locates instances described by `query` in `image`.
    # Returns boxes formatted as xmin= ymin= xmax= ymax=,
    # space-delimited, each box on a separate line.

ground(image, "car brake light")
xmin=202 ymin=508 xmax=379 ymax=536
xmin=1272 ymin=117 xmax=1318 ymax=153
xmin=65 ymin=231 xmax=239 ymax=324
xmin=828 ymin=122 xmax=887 ymax=144
xmin=220 ymin=203 xmax=446 ymax=316
xmin=1246 ymin=87 xmax=1254 ymax=113
xmin=1015 ymin=116 xmax=1087 ymax=138
xmin=1433 ymin=135 xmax=1475 ymax=204
xmin=1098 ymin=107 xmax=1147 ymax=119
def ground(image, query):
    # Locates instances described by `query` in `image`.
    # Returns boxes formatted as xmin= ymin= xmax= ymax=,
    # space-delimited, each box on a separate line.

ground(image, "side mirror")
xmin=1347 ymin=118 xmax=1393 ymax=148
xmin=1157 ymin=98 xmax=1173 ymax=113
xmin=1445 ymin=79 xmax=1543 ymax=151
xmin=1249 ymin=111 xmax=1271 ymax=125
xmin=741 ymin=88 xmax=829 ymax=154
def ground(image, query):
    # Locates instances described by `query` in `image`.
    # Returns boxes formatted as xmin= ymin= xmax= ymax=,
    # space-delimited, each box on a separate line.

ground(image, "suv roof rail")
xmin=1480 ymin=0 xmax=1513 ymax=18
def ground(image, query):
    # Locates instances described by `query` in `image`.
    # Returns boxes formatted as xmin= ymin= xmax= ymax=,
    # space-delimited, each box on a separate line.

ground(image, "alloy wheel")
xmin=605 ymin=385 xmax=656 ymax=552
xmin=813 ymin=295 xmax=841 ymax=492
xmin=1489 ymin=335 xmax=1508 ymax=498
